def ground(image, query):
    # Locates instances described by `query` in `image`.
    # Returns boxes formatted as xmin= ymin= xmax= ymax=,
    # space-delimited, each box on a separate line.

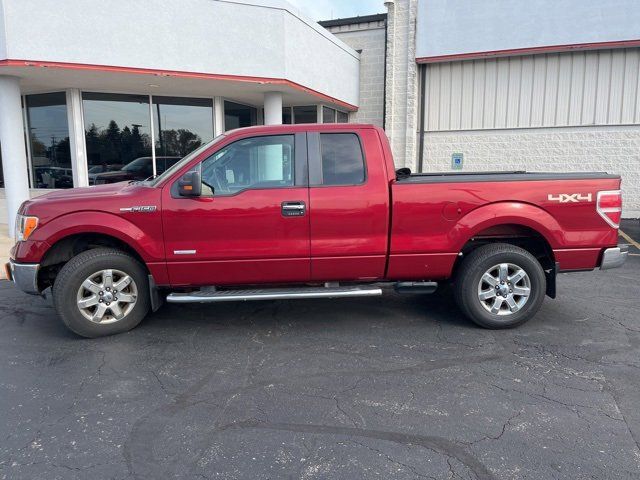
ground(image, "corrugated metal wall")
xmin=424 ymin=48 xmax=640 ymax=131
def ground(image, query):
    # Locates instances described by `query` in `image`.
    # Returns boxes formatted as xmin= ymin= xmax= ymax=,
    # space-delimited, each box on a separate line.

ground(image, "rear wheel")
xmin=454 ymin=243 xmax=546 ymax=328
xmin=52 ymin=248 xmax=150 ymax=338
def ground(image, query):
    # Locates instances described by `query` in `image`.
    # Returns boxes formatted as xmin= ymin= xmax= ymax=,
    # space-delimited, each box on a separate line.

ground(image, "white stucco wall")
xmin=422 ymin=126 xmax=640 ymax=218
xmin=323 ymin=19 xmax=386 ymax=127
xmin=0 ymin=0 xmax=6 ymax=60
xmin=416 ymin=0 xmax=640 ymax=59
xmin=0 ymin=0 xmax=360 ymax=106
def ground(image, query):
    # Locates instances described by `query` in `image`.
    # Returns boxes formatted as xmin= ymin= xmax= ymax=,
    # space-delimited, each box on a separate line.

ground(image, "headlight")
xmin=15 ymin=215 xmax=39 ymax=242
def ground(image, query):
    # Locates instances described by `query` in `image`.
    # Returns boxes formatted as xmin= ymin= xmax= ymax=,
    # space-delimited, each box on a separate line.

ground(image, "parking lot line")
xmin=619 ymin=229 xmax=640 ymax=250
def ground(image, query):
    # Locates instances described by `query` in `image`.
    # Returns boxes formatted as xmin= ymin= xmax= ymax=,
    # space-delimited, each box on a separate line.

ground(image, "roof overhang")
xmin=417 ymin=39 xmax=640 ymax=64
xmin=0 ymin=59 xmax=357 ymax=109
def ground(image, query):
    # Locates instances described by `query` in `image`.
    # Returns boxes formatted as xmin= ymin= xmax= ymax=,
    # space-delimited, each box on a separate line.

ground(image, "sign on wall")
xmin=451 ymin=153 xmax=463 ymax=170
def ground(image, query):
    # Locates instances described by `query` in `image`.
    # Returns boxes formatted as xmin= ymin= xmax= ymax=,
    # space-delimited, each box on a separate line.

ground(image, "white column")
xmin=148 ymin=95 xmax=157 ymax=177
xmin=263 ymin=92 xmax=283 ymax=125
xmin=0 ymin=76 xmax=30 ymax=237
xmin=213 ymin=97 xmax=225 ymax=135
xmin=66 ymin=89 xmax=89 ymax=187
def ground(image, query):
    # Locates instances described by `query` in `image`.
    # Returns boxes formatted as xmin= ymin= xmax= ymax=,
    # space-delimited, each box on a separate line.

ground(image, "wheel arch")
xmin=453 ymin=202 xmax=561 ymax=253
xmin=37 ymin=229 xmax=150 ymax=291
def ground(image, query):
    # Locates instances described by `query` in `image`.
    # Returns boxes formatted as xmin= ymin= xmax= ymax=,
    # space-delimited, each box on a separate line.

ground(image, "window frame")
xmin=336 ymin=110 xmax=349 ymax=123
xmin=307 ymin=131 xmax=368 ymax=188
xmin=223 ymin=100 xmax=259 ymax=131
xmin=292 ymin=105 xmax=318 ymax=124
xmin=25 ymin=91 xmax=73 ymax=189
xmin=170 ymin=133 xmax=308 ymax=198
xmin=322 ymin=106 xmax=337 ymax=123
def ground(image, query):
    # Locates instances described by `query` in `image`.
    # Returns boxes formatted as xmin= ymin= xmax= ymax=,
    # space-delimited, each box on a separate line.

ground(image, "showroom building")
xmin=0 ymin=0 xmax=358 ymax=235
xmin=323 ymin=0 xmax=640 ymax=218
xmin=1 ymin=0 xmax=640 ymax=235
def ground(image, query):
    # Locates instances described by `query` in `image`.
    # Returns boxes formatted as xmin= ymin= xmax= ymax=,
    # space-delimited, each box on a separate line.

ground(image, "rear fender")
xmin=452 ymin=202 xmax=562 ymax=252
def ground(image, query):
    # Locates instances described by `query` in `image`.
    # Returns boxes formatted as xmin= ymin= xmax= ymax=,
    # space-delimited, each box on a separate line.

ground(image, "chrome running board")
xmin=166 ymin=285 xmax=383 ymax=304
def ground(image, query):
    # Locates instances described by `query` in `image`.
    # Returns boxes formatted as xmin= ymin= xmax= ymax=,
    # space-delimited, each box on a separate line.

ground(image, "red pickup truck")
xmin=7 ymin=124 xmax=628 ymax=337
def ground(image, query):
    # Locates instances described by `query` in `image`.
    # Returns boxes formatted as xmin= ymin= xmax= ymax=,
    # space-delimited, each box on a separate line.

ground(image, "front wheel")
xmin=52 ymin=248 xmax=150 ymax=338
xmin=454 ymin=243 xmax=546 ymax=329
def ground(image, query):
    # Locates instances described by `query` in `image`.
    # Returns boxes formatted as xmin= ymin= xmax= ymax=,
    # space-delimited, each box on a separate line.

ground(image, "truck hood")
xmin=20 ymin=182 xmax=161 ymax=221
xmin=28 ymin=182 xmax=133 ymax=204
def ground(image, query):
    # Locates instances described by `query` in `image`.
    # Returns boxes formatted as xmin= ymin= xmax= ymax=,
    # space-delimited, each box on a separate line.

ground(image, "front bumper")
xmin=5 ymin=260 xmax=41 ymax=295
xmin=600 ymin=245 xmax=629 ymax=270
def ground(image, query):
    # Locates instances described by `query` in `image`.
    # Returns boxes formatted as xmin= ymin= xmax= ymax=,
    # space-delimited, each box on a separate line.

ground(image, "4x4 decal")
xmin=547 ymin=193 xmax=592 ymax=203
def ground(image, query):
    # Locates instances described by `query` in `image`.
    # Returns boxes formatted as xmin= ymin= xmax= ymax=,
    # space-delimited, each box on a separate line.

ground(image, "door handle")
xmin=281 ymin=201 xmax=306 ymax=217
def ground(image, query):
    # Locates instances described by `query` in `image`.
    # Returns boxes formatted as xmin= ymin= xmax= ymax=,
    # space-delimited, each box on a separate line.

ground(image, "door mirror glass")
xmin=178 ymin=170 xmax=202 ymax=197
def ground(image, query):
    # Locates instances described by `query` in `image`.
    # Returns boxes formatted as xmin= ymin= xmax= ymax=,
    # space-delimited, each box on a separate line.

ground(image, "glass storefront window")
xmin=82 ymin=93 xmax=152 ymax=184
xmin=293 ymin=106 xmax=318 ymax=124
xmin=282 ymin=107 xmax=293 ymax=124
xmin=322 ymin=106 xmax=336 ymax=123
xmin=337 ymin=111 xmax=349 ymax=123
xmin=153 ymin=96 xmax=213 ymax=159
xmin=26 ymin=92 xmax=72 ymax=189
xmin=224 ymin=101 xmax=257 ymax=131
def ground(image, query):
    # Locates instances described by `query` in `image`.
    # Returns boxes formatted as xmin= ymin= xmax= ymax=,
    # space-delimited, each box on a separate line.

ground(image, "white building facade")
xmin=0 ymin=0 xmax=358 ymax=235
xmin=325 ymin=0 xmax=640 ymax=218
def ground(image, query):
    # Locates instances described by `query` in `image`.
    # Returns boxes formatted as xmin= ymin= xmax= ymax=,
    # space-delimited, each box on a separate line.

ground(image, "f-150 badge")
xmin=547 ymin=193 xmax=592 ymax=203
xmin=120 ymin=206 xmax=157 ymax=213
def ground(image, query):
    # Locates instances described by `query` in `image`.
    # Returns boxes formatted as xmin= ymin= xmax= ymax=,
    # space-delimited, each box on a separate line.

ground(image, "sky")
xmin=286 ymin=0 xmax=384 ymax=21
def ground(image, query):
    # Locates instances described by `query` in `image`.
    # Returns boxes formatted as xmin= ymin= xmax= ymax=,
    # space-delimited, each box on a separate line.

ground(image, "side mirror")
xmin=178 ymin=170 xmax=202 ymax=197
xmin=396 ymin=167 xmax=412 ymax=179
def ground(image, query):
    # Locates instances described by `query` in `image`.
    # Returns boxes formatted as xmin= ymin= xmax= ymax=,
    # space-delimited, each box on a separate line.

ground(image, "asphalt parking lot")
xmin=1 ymin=227 xmax=639 ymax=479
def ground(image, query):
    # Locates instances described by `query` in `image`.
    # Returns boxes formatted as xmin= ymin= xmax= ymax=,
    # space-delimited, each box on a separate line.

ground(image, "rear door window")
xmin=319 ymin=133 xmax=365 ymax=186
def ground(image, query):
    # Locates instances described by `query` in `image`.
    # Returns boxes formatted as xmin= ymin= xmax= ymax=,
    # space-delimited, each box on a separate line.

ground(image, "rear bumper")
xmin=5 ymin=260 xmax=41 ymax=295
xmin=600 ymin=245 xmax=629 ymax=270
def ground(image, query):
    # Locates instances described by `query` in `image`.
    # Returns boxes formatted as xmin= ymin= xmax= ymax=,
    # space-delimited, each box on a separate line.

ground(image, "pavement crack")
xmin=350 ymin=439 xmax=436 ymax=479
xmin=466 ymin=408 xmax=524 ymax=445
xmin=219 ymin=420 xmax=496 ymax=480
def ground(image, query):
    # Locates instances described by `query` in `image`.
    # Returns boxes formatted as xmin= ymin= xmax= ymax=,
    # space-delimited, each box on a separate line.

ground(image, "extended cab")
xmin=7 ymin=124 xmax=628 ymax=337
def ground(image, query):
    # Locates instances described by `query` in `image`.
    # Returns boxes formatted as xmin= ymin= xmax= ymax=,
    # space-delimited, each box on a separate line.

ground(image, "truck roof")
xmin=225 ymin=123 xmax=380 ymax=136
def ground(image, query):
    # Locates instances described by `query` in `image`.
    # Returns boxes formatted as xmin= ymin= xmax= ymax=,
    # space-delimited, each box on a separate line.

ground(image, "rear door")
xmin=162 ymin=133 xmax=310 ymax=286
xmin=307 ymin=128 xmax=390 ymax=281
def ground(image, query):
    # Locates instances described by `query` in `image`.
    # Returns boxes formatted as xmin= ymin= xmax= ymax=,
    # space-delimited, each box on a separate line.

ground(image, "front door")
xmin=162 ymin=133 xmax=310 ymax=287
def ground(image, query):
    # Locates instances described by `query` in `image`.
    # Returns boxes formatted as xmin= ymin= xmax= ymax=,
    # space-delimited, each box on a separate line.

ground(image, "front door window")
xmin=200 ymin=135 xmax=294 ymax=196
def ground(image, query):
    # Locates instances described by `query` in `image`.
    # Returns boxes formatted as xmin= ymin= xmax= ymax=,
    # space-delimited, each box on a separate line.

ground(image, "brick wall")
xmin=323 ymin=19 xmax=386 ymax=127
xmin=385 ymin=0 xmax=419 ymax=170
xmin=422 ymin=126 xmax=640 ymax=217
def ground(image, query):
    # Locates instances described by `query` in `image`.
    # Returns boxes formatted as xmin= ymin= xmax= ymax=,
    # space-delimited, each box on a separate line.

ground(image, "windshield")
xmin=123 ymin=157 xmax=151 ymax=172
xmin=148 ymin=134 xmax=226 ymax=187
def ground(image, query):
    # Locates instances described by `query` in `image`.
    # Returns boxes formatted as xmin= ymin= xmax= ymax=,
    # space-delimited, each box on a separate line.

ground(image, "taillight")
xmin=597 ymin=190 xmax=622 ymax=228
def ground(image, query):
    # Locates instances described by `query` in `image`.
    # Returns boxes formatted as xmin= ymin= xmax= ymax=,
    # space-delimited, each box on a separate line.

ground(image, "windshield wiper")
xmin=129 ymin=175 xmax=157 ymax=185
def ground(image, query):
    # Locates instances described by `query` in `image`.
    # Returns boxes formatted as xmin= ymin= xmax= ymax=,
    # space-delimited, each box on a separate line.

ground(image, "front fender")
xmin=27 ymin=211 xmax=165 ymax=263
xmin=451 ymin=201 xmax=563 ymax=251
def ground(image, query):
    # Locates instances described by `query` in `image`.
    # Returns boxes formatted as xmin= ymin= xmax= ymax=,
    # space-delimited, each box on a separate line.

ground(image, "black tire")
xmin=453 ymin=243 xmax=546 ymax=329
xmin=52 ymin=248 xmax=150 ymax=338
